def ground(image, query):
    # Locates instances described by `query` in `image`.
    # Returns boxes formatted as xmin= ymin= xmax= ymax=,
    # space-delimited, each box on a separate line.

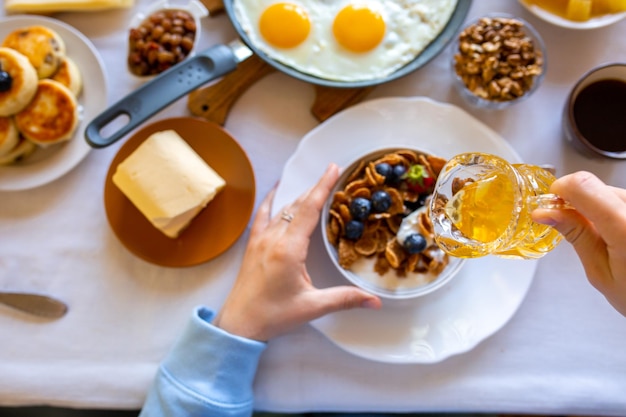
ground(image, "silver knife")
xmin=0 ymin=292 xmax=68 ymax=319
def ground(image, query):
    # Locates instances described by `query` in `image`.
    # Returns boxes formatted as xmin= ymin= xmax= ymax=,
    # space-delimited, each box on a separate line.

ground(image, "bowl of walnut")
xmin=452 ymin=14 xmax=547 ymax=110
xmin=321 ymin=148 xmax=466 ymax=300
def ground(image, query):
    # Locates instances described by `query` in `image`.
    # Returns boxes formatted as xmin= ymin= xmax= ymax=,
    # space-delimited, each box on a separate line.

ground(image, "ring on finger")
xmin=281 ymin=211 xmax=294 ymax=223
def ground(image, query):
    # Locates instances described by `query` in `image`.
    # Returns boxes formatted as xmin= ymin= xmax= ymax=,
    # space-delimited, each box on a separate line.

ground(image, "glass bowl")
xmin=320 ymin=147 xmax=465 ymax=300
xmin=127 ymin=0 xmax=208 ymax=80
xmin=451 ymin=13 xmax=547 ymax=110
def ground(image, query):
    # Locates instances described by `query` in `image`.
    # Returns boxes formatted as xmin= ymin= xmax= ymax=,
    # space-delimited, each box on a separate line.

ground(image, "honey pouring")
xmin=429 ymin=152 xmax=573 ymax=260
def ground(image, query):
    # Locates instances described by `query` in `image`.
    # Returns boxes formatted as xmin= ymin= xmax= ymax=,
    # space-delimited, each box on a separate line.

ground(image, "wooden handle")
xmin=200 ymin=0 xmax=225 ymax=15
xmin=187 ymin=54 xmax=276 ymax=125
xmin=187 ymin=54 xmax=374 ymax=125
xmin=311 ymin=85 xmax=374 ymax=122
xmin=195 ymin=0 xmax=373 ymax=123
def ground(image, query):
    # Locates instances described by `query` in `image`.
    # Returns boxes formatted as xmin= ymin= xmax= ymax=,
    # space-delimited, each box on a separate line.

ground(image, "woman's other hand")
xmin=214 ymin=164 xmax=382 ymax=341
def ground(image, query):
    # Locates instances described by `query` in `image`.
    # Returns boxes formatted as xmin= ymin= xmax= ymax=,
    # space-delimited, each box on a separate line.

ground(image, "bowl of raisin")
xmin=127 ymin=0 xmax=207 ymax=78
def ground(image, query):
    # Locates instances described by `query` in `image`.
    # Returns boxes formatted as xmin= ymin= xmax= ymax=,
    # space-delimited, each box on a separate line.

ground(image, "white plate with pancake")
xmin=272 ymin=97 xmax=538 ymax=364
xmin=0 ymin=15 xmax=107 ymax=191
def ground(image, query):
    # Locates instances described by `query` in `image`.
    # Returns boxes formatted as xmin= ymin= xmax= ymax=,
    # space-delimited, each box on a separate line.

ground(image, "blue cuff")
xmin=140 ymin=306 xmax=266 ymax=417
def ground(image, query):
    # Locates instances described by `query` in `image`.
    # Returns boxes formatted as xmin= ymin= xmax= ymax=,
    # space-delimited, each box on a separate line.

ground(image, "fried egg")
xmin=234 ymin=0 xmax=458 ymax=82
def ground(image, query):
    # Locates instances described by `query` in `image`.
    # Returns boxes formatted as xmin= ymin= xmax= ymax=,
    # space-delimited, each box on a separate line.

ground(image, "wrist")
xmin=213 ymin=309 xmax=266 ymax=342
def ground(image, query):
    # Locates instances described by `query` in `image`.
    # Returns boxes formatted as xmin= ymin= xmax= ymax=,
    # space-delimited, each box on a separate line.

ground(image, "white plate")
xmin=273 ymin=97 xmax=538 ymax=364
xmin=518 ymin=0 xmax=626 ymax=29
xmin=0 ymin=15 xmax=107 ymax=191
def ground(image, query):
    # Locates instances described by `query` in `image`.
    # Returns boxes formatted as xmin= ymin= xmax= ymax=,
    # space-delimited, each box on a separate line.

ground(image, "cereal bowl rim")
xmin=451 ymin=12 xmax=547 ymax=110
xmin=320 ymin=146 xmax=466 ymax=300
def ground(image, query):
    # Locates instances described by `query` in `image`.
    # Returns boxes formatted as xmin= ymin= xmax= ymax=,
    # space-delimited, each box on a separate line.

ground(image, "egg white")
xmin=233 ymin=0 xmax=458 ymax=82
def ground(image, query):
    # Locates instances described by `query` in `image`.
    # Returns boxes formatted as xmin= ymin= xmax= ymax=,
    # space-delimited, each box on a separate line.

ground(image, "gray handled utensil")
xmin=0 ymin=292 xmax=68 ymax=319
xmin=85 ymin=40 xmax=252 ymax=148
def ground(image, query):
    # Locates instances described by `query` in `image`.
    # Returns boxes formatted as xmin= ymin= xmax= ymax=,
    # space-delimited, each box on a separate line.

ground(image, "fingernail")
xmin=535 ymin=215 xmax=558 ymax=226
xmin=361 ymin=298 xmax=380 ymax=310
xmin=532 ymin=210 xmax=559 ymax=227
xmin=542 ymin=218 xmax=558 ymax=226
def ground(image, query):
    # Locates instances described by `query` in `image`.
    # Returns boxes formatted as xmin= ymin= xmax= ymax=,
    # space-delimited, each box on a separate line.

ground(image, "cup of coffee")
xmin=563 ymin=63 xmax=626 ymax=158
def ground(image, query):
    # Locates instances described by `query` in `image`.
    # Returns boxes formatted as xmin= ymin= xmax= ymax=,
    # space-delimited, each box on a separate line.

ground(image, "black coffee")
xmin=572 ymin=79 xmax=626 ymax=153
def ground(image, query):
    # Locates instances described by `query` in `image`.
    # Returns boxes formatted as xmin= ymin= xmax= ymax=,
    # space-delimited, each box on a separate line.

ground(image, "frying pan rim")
xmin=222 ymin=0 xmax=472 ymax=89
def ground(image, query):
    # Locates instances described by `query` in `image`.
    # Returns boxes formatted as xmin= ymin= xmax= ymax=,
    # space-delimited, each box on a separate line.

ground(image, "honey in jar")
xmin=430 ymin=153 xmax=566 ymax=260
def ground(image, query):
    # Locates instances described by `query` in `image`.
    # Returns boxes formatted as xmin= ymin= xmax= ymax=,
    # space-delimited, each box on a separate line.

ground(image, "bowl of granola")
xmin=452 ymin=14 xmax=546 ymax=110
xmin=321 ymin=148 xmax=466 ymax=300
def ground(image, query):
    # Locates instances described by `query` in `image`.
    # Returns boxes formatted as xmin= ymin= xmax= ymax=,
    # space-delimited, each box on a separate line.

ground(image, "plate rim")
xmin=0 ymin=14 xmax=108 ymax=191
xmin=272 ymin=96 xmax=537 ymax=364
xmin=103 ymin=116 xmax=256 ymax=268
xmin=518 ymin=0 xmax=626 ymax=29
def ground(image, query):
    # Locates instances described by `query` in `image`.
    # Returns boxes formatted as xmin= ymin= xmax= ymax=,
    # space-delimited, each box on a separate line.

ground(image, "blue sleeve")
xmin=139 ymin=306 xmax=267 ymax=417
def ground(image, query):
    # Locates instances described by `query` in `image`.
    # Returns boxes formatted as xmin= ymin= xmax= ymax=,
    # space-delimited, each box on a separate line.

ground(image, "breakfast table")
xmin=1 ymin=0 xmax=626 ymax=415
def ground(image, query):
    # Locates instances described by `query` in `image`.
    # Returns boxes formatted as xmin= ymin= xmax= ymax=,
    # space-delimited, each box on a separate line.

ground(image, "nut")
xmin=454 ymin=17 xmax=544 ymax=102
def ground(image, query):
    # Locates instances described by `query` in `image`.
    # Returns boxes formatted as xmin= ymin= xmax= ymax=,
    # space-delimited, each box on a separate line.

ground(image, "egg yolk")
xmin=259 ymin=3 xmax=311 ymax=48
xmin=333 ymin=5 xmax=385 ymax=53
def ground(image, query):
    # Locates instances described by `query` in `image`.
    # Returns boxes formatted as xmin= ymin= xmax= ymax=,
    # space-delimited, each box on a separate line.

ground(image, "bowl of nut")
xmin=127 ymin=0 xmax=208 ymax=79
xmin=321 ymin=147 xmax=466 ymax=300
xmin=452 ymin=14 xmax=546 ymax=110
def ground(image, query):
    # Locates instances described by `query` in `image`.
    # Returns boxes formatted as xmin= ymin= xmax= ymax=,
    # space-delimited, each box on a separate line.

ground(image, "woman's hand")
xmin=214 ymin=164 xmax=382 ymax=341
xmin=533 ymin=171 xmax=626 ymax=316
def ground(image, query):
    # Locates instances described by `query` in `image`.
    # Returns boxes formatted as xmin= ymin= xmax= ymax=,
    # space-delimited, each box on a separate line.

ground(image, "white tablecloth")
xmin=1 ymin=0 xmax=625 ymax=415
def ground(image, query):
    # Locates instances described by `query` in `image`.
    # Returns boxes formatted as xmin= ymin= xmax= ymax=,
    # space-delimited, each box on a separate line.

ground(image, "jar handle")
xmin=531 ymin=194 xmax=575 ymax=210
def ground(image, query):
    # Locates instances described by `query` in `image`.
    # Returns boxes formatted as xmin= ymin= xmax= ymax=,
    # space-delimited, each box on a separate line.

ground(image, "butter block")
xmin=112 ymin=129 xmax=226 ymax=239
xmin=5 ymin=0 xmax=134 ymax=13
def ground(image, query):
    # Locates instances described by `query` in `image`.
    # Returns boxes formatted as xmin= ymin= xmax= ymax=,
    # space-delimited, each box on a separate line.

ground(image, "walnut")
xmin=454 ymin=16 xmax=544 ymax=102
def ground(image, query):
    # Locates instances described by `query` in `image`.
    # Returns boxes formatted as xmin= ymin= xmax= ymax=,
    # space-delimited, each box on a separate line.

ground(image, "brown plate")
xmin=104 ymin=117 xmax=255 ymax=267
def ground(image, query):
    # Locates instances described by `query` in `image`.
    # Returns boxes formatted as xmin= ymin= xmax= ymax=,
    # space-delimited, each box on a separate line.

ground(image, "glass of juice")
xmin=429 ymin=152 xmax=571 ymax=259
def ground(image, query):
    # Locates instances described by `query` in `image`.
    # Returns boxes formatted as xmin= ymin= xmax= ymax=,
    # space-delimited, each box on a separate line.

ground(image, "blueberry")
xmin=350 ymin=197 xmax=371 ymax=221
xmin=345 ymin=220 xmax=364 ymax=240
xmin=0 ymin=71 xmax=12 ymax=93
xmin=403 ymin=233 xmax=427 ymax=254
xmin=375 ymin=162 xmax=392 ymax=179
xmin=389 ymin=164 xmax=406 ymax=184
xmin=404 ymin=199 xmax=422 ymax=212
xmin=405 ymin=194 xmax=429 ymax=212
xmin=371 ymin=190 xmax=392 ymax=213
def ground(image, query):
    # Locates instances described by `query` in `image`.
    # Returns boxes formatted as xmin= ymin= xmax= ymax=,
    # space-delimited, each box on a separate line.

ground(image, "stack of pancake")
xmin=0 ymin=25 xmax=82 ymax=165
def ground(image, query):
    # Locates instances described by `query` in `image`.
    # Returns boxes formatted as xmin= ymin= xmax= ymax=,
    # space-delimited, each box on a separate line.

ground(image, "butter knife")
xmin=0 ymin=292 xmax=68 ymax=319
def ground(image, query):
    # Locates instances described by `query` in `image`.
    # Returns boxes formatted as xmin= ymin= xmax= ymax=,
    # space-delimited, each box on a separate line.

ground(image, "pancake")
xmin=0 ymin=136 xmax=37 ymax=165
xmin=50 ymin=56 xmax=82 ymax=97
xmin=0 ymin=117 xmax=20 ymax=157
xmin=14 ymin=79 xmax=79 ymax=146
xmin=0 ymin=116 xmax=19 ymax=157
xmin=0 ymin=47 xmax=38 ymax=117
xmin=2 ymin=25 xmax=66 ymax=79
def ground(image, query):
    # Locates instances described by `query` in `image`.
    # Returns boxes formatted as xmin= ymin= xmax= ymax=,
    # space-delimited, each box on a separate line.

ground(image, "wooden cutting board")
xmin=189 ymin=0 xmax=374 ymax=125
